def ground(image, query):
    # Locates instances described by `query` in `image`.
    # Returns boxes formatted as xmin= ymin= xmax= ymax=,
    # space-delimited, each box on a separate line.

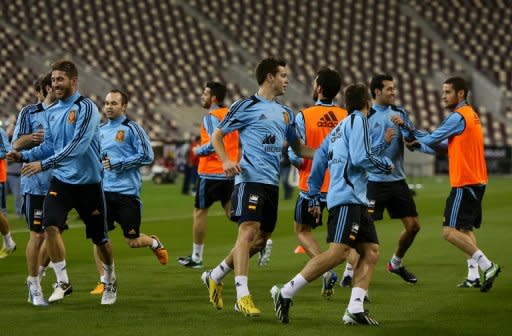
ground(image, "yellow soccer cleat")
xmin=234 ymin=295 xmax=261 ymax=317
xmin=201 ymin=270 xmax=223 ymax=309
xmin=0 ymin=245 xmax=16 ymax=259
xmin=90 ymin=282 xmax=105 ymax=295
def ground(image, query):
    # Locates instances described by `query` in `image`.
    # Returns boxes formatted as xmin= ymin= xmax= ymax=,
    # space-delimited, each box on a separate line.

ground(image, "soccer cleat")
xmin=234 ymin=295 xmax=261 ymax=317
xmin=342 ymin=309 xmax=379 ymax=326
xmin=0 ymin=245 xmax=16 ymax=259
xmin=480 ymin=263 xmax=501 ymax=292
xmin=48 ymin=281 xmax=73 ymax=303
xmin=386 ymin=262 xmax=417 ymax=283
xmin=340 ymin=274 xmax=353 ymax=288
xmin=101 ymin=280 xmax=117 ymax=305
xmin=457 ymin=278 xmax=481 ymax=288
xmin=177 ymin=256 xmax=203 ymax=269
xmin=90 ymin=282 xmax=106 ymax=295
xmin=270 ymin=285 xmax=292 ymax=324
xmin=293 ymin=245 xmax=306 ymax=254
xmin=151 ymin=235 xmax=169 ymax=265
xmin=201 ymin=270 xmax=223 ymax=309
xmin=321 ymin=270 xmax=338 ymax=298
xmin=27 ymin=278 xmax=48 ymax=307
xmin=258 ymin=239 xmax=272 ymax=267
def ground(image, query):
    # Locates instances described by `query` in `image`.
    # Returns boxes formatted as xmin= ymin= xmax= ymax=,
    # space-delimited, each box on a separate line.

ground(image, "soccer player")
xmin=366 ymin=74 xmax=420 ymax=283
xmin=0 ymin=127 xmax=15 ymax=260
xmin=89 ymin=89 xmax=167 ymax=295
xmin=393 ymin=77 xmax=500 ymax=292
xmin=8 ymin=60 xmax=118 ymax=305
xmin=177 ymin=81 xmax=239 ymax=269
xmin=271 ymin=83 xmax=393 ymax=325
xmin=288 ymin=67 xmax=348 ymax=297
xmin=11 ymin=73 xmax=56 ymax=305
xmin=201 ymin=57 xmax=315 ymax=317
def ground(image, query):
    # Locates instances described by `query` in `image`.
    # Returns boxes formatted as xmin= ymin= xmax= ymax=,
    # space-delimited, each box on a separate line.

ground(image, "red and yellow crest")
xmin=283 ymin=111 xmax=290 ymax=124
xmin=115 ymin=130 xmax=126 ymax=142
xmin=68 ymin=110 xmax=76 ymax=124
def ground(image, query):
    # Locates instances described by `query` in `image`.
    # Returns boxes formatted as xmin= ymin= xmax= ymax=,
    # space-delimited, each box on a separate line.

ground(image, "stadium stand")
xmin=0 ymin=0 xmax=509 ymax=145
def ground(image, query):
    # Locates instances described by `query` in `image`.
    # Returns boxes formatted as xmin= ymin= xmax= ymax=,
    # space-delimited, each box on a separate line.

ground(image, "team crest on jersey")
xmin=115 ymin=130 xmax=126 ymax=142
xmin=68 ymin=110 xmax=77 ymax=124
xmin=282 ymin=111 xmax=290 ymax=124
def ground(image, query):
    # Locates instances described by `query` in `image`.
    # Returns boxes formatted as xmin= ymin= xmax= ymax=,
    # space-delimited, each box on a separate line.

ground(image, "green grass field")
xmin=1 ymin=176 xmax=511 ymax=336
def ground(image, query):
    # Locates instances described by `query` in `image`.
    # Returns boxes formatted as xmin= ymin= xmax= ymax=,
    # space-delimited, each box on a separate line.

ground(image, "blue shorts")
xmin=230 ymin=182 xmax=279 ymax=233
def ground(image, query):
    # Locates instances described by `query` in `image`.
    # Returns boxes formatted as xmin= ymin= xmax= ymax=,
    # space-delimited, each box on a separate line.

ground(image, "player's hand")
xmin=31 ymin=129 xmax=45 ymax=144
xmin=21 ymin=161 xmax=42 ymax=176
xmin=384 ymin=128 xmax=397 ymax=144
xmin=405 ymin=139 xmax=420 ymax=151
xmin=6 ymin=151 xmax=22 ymax=162
xmin=390 ymin=115 xmax=404 ymax=126
xmin=308 ymin=196 xmax=322 ymax=224
xmin=102 ymin=156 xmax=111 ymax=170
xmin=222 ymin=160 xmax=241 ymax=177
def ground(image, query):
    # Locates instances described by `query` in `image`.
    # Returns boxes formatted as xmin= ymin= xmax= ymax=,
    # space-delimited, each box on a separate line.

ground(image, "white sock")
xmin=102 ymin=263 xmax=116 ymax=284
xmin=347 ymin=287 xmax=367 ymax=313
xmin=52 ymin=260 xmax=70 ymax=284
xmin=235 ymin=275 xmax=250 ymax=300
xmin=2 ymin=232 xmax=15 ymax=248
xmin=192 ymin=243 xmax=204 ymax=262
xmin=344 ymin=263 xmax=354 ymax=277
xmin=38 ymin=265 xmax=47 ymax=280
xmin=281 ymin=273 xmax=309 ymax=299
xmin=210 ymin=259 xmax=232 ymax=283
xmin=466 ymin=259 xmax=480 ymax=281
xmin=100 ymin=275 xmax=107 ymax=284
xmin=27 ymin=275 xmax=41 ymax=291
xmin=390 ymin=254 xmax=402 ymax=268
xmin=472 ymin=250 xmax=492 ymax=272
xmin=151 ymin=239 xmax=160 ymax=249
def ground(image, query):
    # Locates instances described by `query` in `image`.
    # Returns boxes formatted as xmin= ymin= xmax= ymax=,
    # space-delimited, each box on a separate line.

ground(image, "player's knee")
xmin=45 ymin=225 xmax=60 ymax=237
xmin=442 ymin=227 xmax=454 ymax=241
xmin=361 ymin=245 xmax=380 ymax=266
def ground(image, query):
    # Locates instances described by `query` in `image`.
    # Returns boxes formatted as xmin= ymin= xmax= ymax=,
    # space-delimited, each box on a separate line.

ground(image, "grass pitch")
xmin=1 ymin=176 xmax=511 ymax=336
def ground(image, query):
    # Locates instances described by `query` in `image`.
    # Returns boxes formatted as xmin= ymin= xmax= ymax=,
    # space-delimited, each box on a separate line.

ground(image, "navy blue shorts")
xmin=367 ymin=180 xmax=418 ymax=220
xmin=43 ymin=178 xmax=108 ymax=245
xmin=105 ymin=191 xmax=142 ymax=239
xmin=443 ymin=185 xmax=485 ymax=230
xmin=194 ymin=178 xmax=234 ymax=209
xmin=294 ymin=193 xmax=326 ymax=228
xmin=230 ymin=182 xmax=279 ymax=233
xmin=326 ymin=204 xmax=379 ymax=247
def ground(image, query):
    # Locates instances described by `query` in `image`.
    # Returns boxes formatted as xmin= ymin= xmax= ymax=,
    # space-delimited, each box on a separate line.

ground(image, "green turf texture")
xmin=1 ymin=175 xmax=510 ymax=336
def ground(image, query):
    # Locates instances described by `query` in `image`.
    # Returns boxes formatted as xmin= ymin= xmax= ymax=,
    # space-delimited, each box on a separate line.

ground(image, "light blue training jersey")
xmin=100 ymin=115 xmax=154 ymax=197
xmin=12 ymin=102 xmax=53 ymax=195
xmin=22 ymin=91 xmax=103 ymax=184
xmin=308 ymin=111 xmax=393 ymax=209
xmin=217 ymin=93 xmax=298 ymax=186
xmin=0 ymin=127 xmax=11 ymax=157
xmin=366 ymin=104 xmax=414 ymax=182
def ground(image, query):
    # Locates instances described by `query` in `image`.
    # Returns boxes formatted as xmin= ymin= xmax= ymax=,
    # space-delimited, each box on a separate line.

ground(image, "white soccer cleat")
xmin=101 ymin=280 xmax=117 ymax=305
xmin=48 ymin=281 xmax=73 ymax=303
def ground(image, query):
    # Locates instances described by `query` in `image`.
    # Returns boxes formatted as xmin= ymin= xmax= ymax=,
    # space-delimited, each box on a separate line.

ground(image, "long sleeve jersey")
xmin=12 ymin=102 xmax=53 ymax=195
xmin=100 ymin=115 xmax=154 ymax=196
xmin=22 ymin=91 xmax=103 ymax=184
xmin=366 ymin=104 xmax=413 ymax=182
xmin=217 ymin=93 xmax=298 ymax=186
xmin=308 ymin=111 xmax=392 ymax=209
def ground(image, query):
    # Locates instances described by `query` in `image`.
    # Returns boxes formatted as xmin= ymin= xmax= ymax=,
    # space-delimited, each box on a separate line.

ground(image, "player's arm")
xmin=212 ymin=127 xmax=240 ymax=177
xmin=194 ymin=114 xmax=219 ymax=156
xmin=350 ymin=115 xmax=393 ymax=174
xmin=107 ymin=123 xmax=154 ymax=171
xmin=287 ymin=146 xmax=304 ymax=168
xmin=306 ymin=136 xmax=329 ymax=219
xmin=40 ymin=100 xmax=98 ymax=171
xmin=287 ymin=113 xmax=315 ymax=159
